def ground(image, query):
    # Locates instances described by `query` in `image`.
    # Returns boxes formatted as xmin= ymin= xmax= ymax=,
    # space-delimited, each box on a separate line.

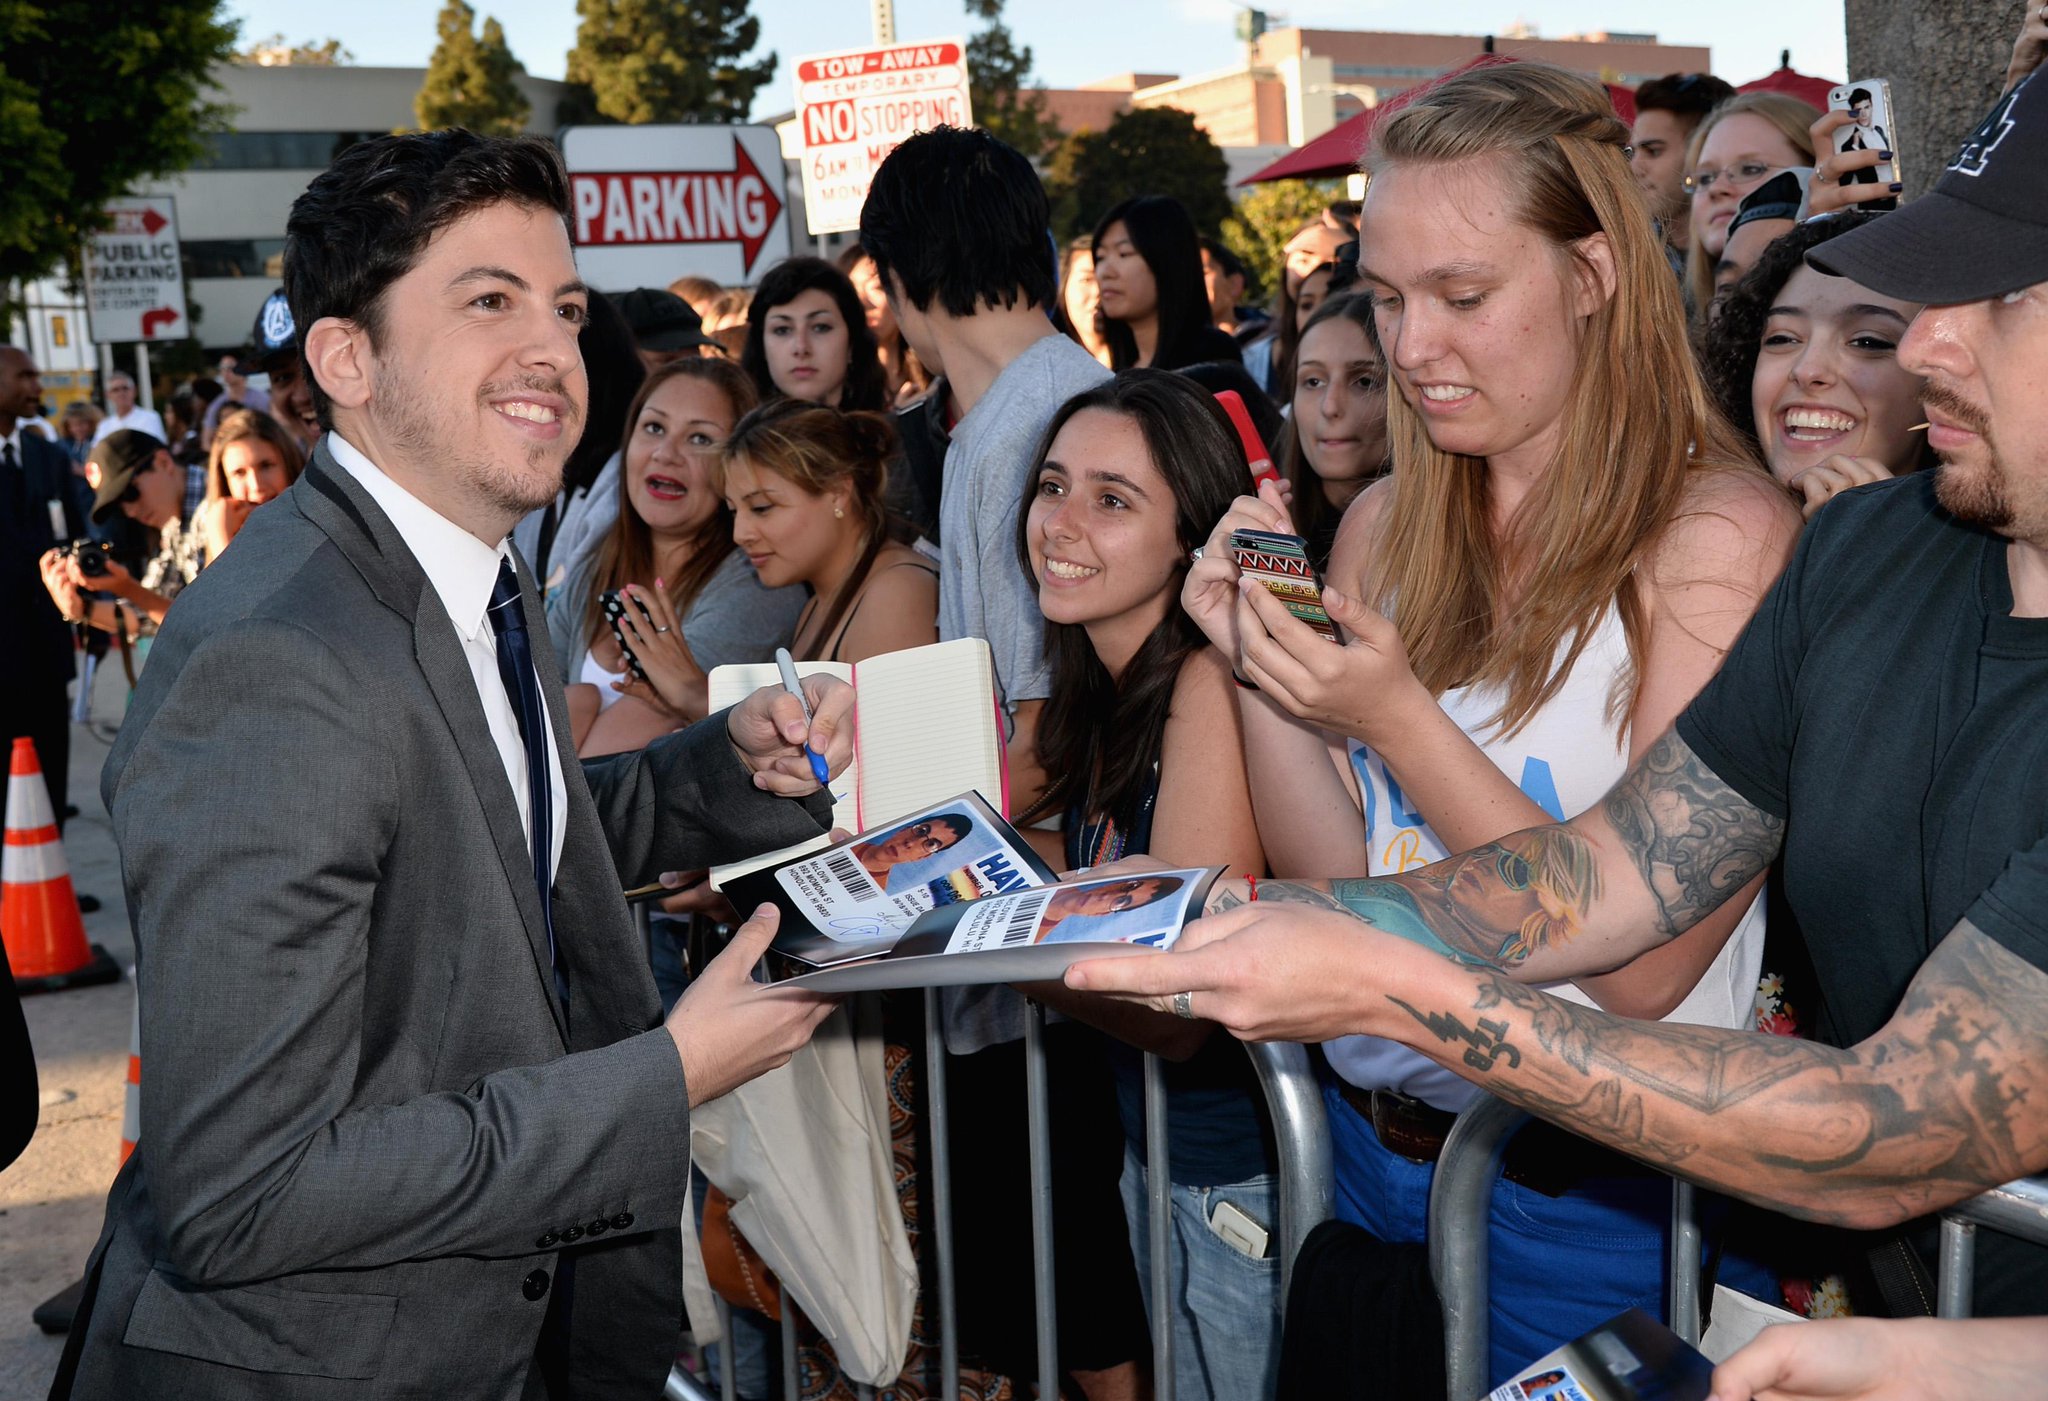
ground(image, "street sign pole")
xmin=135 ymin=344 xmax=153 ymax=412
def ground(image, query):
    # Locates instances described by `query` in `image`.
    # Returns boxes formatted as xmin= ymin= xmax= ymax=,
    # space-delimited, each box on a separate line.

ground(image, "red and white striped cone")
xmin=3 ymin=737 xmax=120 ymax=994
xmin=120 ymin=994 xmax=141 ymax=1166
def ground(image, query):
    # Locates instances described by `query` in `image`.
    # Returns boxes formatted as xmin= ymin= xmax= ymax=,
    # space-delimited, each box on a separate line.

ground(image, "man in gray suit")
xmin=53 ymin=131 xmax=849 ymax=1399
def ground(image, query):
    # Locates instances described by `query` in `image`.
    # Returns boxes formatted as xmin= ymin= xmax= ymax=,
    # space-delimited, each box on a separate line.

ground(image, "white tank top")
xmin=1329 ymin=604 xmax=1767 ymax=1111
xmin=580 ymin=650 xmax=627 ymax=713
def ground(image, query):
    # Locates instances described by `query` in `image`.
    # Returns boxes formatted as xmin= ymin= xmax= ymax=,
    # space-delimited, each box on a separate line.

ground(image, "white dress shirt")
xmin=328 ymin=432 xmax=568 ymax=881
xmin=93 ymin=406 xmax=168 ymax=444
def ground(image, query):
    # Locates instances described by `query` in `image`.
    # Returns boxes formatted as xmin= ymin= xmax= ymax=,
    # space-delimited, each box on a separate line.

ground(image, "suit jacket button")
xmin=562 ymin=1224 xmax=584 ymax=1243
xmin=611 ymin=1212 xmax=634 ymax=1231
xmin=522 ymin=1268 xmax=550 ymax=1301
xmin=535 ymin=1231 xmax=558 ymax=1249
xmin=586 ymin=1217 xmax=608 ymax=1236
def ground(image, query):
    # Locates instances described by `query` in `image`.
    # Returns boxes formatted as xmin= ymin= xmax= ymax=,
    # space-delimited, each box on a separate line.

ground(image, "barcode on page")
xmin=825 ymin=850 xmax=882 ymax=902
xmin=998 ymin=898 xmax=1041 ymax=948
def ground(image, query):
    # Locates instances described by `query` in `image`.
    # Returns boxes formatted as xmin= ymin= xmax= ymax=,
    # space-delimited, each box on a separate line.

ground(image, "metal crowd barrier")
xmin=666 ymin=983 xmax=1336 ymax=1401
xmin=1429 ymin=1094 xmax=1706 ymax=1400
xmin=1937 ymin=1176 xmax=2048 ymax=1319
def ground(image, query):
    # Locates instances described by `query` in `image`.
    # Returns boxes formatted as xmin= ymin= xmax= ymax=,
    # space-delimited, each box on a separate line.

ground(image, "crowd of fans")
xmin=8 ymin=8 xmax=2048 ymax=1398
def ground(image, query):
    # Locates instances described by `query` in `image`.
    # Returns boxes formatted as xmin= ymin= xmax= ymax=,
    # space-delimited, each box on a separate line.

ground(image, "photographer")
xmin=40 ymin=430 xmax=202 ymax=641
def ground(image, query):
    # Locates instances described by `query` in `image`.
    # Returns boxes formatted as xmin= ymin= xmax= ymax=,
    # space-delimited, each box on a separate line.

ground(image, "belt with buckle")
xmin=1336 ymin=1082 xmax=1650 ymax=1198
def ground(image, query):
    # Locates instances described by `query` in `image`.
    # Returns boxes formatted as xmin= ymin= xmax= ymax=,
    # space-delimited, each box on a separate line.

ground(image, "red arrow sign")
xmin=140 ymin=306 xmax=181 ymax=338
xmin=140 ymin=207 xmax=168 ymax=235
xmin=570 ymin=141 xmax=784 ymax=278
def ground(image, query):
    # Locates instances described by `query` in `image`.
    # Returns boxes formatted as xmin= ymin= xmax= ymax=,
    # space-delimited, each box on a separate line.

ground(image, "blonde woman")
xmin=1178 ymin=61 xmax=1801 ymax=1382
xmin=1682 ymin=92 xmax=1817 ymax=316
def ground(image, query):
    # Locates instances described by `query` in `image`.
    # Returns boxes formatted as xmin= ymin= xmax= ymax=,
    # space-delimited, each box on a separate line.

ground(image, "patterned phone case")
xmin=599 ymin=589 xmax=649 ymax=681
xmin=1229 ymin=529 xmax=1338 ymax=641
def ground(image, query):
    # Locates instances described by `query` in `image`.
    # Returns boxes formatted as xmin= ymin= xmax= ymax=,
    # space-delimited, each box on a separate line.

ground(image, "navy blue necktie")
xmin=488 ymin=557 xmax=563 ymax=1000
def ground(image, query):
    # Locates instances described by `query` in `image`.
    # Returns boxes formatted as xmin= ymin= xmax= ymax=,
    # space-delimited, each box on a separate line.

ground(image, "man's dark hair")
xmin=858 ymin=126 xmax=1056 ymax=317
xmin=1849 ymin=87 xmax=1873 ymax=107
xmin=740 ymin=256 xmax=888 ymax=412
xmin=1199 ymin=237 xmax=1247 ymax=283
xmin=282 ymin=129 xmax=573 ymax=430
xmin=1633 ymin=72 xmax=1738 ymax=128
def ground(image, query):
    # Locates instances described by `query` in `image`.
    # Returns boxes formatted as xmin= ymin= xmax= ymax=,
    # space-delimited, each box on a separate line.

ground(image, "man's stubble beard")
xmin=369 ymin=355 xmax=579 ymax=519
xmin=1924 ymin=380 xmax=2020 ymax=534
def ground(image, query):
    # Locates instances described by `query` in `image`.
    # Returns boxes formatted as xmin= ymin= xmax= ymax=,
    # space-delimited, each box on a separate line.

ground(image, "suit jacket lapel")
xmin=296 ymin=451 xmax=570 ymax=1046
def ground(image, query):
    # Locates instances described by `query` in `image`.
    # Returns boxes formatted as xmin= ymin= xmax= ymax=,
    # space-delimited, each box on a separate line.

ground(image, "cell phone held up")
xmin=1828 ymin=78 xmax=1899 ymax=211
xmin=1228 ymin=528 xmax=1339 ymax=641
xmin=599 ymin=587 xmax=654 ymax=682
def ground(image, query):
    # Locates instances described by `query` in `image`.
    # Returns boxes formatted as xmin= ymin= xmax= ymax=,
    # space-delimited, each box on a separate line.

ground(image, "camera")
xmin=64 ymin=539 xmax=112 ymax=578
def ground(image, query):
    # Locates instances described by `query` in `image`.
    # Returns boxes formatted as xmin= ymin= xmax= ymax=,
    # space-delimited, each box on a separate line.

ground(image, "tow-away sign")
xmin=561 ymin=125 xmax=791 ymax=289
xmin=84 ymin=198 xmax=188 ymax=345
xmin=794 ymin=37 xmax=973 ymax=235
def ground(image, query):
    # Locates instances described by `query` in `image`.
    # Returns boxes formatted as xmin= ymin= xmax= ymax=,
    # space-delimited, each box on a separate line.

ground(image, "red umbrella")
xmin=1241 ymin=53 xmax=1636 ymax=184
xmin=1737 ymin=57 xmax=1839 ymax=113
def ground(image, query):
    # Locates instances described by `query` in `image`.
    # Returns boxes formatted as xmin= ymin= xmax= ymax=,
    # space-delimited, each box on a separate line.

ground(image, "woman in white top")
xmin=1178 ymin=61 xmax=1801 ymax=1384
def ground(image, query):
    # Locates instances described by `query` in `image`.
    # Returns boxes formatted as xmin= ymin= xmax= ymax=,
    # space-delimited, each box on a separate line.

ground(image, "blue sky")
xmin=230 ymin=0 xmax=1849 ymax=119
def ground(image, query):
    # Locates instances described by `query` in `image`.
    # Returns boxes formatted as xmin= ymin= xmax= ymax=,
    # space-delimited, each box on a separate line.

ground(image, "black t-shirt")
xmin=1678 ymin=472 xmax=2048 ymax=1050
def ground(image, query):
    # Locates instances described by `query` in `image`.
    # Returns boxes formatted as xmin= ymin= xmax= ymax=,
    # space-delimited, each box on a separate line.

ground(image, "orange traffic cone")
xmin=3 ymin=737 xmax=120 ymax=994
xmin=119 ymin=995 xmax=141 ymax=1165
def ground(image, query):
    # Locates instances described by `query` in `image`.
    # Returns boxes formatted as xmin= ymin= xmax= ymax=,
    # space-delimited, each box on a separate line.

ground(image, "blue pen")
xmin=774 ymin=647 xmax=832 ymax=785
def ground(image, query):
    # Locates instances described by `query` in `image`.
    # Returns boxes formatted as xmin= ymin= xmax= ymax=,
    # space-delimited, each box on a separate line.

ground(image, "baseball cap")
xmin=614 ymin=287 xmax=718 ymax=353
xmin=1808 ymin=73 xmax=2048 ymax=303
xmin=246 ymin=288 xmax=299 ymax=371
xmin=88 ymin=430 xmax=169 ymax=524
xmin=1730 ymin=169 xmax=1812 ymax=236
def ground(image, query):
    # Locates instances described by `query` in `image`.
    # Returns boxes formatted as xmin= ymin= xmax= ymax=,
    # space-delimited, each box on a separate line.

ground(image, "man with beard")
xmin=1071 ymin=74 xmax=2048 ymax=1317
xmin=53 ymin=130 xmax=854 ymax=1400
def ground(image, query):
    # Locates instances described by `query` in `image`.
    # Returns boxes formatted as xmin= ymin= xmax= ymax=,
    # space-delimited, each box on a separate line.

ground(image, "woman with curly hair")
xmin=1700 ymin=213 xmax=1931 ymax=519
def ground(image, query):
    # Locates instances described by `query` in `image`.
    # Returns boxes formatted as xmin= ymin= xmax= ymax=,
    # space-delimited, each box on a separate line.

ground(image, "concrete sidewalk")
xmin=1 ymin=663 xmax=137 ymax=1400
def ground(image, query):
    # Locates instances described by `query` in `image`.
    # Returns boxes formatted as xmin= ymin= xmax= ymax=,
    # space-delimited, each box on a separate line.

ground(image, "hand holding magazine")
xmin=723 ymin=791 xmax=1220 ymax=992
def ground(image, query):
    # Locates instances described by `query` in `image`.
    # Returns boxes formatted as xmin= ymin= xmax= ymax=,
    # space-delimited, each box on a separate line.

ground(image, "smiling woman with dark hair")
xmin=1091 ymin=196 xmax=1242 ymax=371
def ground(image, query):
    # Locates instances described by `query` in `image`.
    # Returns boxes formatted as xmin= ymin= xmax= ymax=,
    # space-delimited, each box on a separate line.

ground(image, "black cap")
xmin=247 ymin=289 xmax=299 ymax=370
xmin=1730 ymin=169 xmax=1811 ymax=235
xmin=1808 ymin=74 xmax=2048 ymax=303
xmin=614 ymin=287 xmax=717 ymax=353
xmin=88 ymin=430 xmax=168 ymax=524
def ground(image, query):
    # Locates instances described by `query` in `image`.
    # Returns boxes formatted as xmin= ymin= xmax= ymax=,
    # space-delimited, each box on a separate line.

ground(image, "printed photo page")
xmin=1484 ymin=1309 xmax=1713 ymax=1401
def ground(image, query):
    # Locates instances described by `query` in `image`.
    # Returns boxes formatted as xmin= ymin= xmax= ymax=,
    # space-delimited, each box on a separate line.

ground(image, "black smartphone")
xmin=598 ymin=588 xmax=654 ymax=681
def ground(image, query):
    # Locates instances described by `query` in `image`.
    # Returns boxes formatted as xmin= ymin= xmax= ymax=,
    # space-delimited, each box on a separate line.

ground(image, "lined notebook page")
xmin=705 ymin=661 xmax=855 ymax=887
xmin=852 ymin=638 xmax=1004 ymax=826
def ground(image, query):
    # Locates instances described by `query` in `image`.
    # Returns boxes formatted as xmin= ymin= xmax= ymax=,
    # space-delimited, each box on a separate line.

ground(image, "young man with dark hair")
xmin=1199 ymin=236 xmax=1267 ymax=342
xmin=53 ymin=128 xmax=850 ymax=1400
xmin=859 ymin=128 xmax=1151 ymax=1401
xmin=1631 ymin=72 xmax=1740 ymax=274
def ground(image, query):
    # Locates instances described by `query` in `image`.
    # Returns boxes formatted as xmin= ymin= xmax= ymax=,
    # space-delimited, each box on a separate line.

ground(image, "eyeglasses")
xmin=1684 ymin=161 xmax=1784 ymax=196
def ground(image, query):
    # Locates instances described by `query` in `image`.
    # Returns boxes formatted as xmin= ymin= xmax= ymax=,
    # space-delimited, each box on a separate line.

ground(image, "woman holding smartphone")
xmin=1184 ymin=61 xmax=1800 ymax=1383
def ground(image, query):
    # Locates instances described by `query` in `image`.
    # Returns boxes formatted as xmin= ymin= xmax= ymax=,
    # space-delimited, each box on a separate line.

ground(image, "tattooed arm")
xmin=1068 ymin=908 xmax=2048 ymax=1227
xmin=1200 ymin=726 xmax=1786 ymax=986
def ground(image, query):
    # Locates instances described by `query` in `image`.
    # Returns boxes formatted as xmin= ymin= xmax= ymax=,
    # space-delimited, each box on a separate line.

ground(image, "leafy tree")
xmin=1221 ymin=178 xmax=1344 ymax=305
xmin=415 ymin=1 xmax=531 ymax=136
xmin=965 ymin=0 xmax=1059 ymax=159
xmin=0 ymin=0 xmax=240 ymax=297
xmin=1043 ymin=105 xmax=1231 ymax=240
xmin=560 ymin=0 xmax=775 ymax=126
xmin=240 ymin=33 xmax=353 ymax=65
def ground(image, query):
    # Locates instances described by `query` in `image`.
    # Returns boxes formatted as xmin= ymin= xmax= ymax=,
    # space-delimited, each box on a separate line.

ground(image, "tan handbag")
xmin=699 ymin=1183 xmax=784 ymax=1321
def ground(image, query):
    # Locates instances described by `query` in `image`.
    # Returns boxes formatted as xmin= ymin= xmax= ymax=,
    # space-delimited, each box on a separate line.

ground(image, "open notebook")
xmin=706 ymin=637 xmax=1008 ymax=887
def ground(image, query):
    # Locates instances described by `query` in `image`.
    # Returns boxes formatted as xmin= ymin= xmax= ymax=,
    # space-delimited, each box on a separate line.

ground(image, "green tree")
xmin=1221 ymin=178 xmax=1344 ymax=305
xmin=415 ymin=1 xmax=531 ymax=136
xmin=559 ymin=0 xmax=775 ymax=126
xmin=965 ymin=0 xmax=1059 ymax=159
xmin=0 ymin=0 xmax=240 ymax=297
xmin=1043 ymin=105 xmax=1231 ymax=240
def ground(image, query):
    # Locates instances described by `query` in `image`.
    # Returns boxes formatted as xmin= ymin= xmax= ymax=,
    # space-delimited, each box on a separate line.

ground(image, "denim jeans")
xmin=1118 ymin=1146 xmax=1283 ymax=1401
xmin=1323 ymin=1081 xmax=1777 ymax=1388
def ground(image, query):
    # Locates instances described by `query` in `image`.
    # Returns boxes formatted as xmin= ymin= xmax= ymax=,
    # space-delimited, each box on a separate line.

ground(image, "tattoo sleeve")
xmin=1600 ymin=730 xmax=1785 ymax=937
xmin=1386 ymin=921 xmax=2048 ymax=1229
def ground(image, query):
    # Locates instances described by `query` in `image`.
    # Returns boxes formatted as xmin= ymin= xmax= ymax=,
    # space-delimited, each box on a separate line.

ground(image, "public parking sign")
xmin=561 ymin=125 xmax=792 ymax=290
xmin=794 ymin=37 xmax=973 ymax=236
xmin=83 ymin=197 xmax=188 ymax=344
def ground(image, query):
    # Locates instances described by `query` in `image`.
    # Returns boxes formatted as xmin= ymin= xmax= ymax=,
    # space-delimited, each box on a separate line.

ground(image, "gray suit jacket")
xmin=54 ymin=449 xmax=831 ymax=1399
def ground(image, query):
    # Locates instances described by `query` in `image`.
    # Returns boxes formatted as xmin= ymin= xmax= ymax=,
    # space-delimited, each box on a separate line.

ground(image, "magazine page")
xmin=784 ymin=867 xmax=1220 ymax=993
xmin=726 ymin=791 xmax=1056 ymax=969
xmin=1485 ymin=1309 xmax=1713 ymax=1401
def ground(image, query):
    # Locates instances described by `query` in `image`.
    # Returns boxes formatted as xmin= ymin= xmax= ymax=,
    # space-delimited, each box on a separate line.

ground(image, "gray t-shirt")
xmin=937 ymin=333 xmax=1110 ymax=1055
xmin=938 ymin=334 xmax=1111 ymax=712
xmin=544 ymin=547 xmax=805 ymax=686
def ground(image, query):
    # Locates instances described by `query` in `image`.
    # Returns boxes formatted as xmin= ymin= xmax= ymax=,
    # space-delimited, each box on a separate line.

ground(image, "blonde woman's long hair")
xmin=1681 ymin=92 xmax=1817 ymax=314
xmin=1361 ymin=60 xmax=1757 ymax=740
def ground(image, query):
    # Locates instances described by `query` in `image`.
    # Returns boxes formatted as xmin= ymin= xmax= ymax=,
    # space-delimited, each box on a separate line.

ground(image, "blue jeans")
xmin=1118 ymin=1146 xmax=1282 ymax=1401
xmin=1323 ymin=1081 xmax=1776 ymax=1388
